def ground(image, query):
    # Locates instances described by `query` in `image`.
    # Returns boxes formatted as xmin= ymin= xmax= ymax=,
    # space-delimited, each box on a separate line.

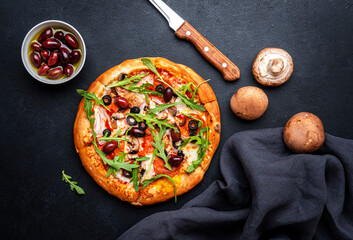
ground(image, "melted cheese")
xmin=174 ymin=97 xmax=199 ymax=115
xmin=183 ymin=143 xmax=200 ymax=165
xmin=116 ymin=119 xmax=129 ymax=135
xmin=163 ymin=130 xmax=173 ymax=152
xmin=140 ymin=153 xmax=156 ymax=181
xmin=140 ymin=73 xmax=154 ymax=85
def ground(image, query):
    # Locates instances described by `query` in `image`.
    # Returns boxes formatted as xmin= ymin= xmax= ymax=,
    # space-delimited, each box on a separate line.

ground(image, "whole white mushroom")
xmin=252 ymin=48 xmax=294 ymax=86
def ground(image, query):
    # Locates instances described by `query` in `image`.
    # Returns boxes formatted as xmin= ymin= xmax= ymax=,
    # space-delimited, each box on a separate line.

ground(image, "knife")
xmin=149 ymin=0 xmax=240 ymax=81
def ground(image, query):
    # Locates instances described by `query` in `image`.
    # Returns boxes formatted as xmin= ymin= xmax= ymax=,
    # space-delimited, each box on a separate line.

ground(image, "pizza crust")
xmin=73 ymin=57 xmax=221 ymax=205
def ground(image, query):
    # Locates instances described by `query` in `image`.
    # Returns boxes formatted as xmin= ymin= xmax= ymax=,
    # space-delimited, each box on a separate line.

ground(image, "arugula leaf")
xmin=131 ymin=159 xmax=139 ymax=192
xmin=114 ymin=152 xmax=126 ymax=163
xmin=150 ymin=125 xmax=171 ymax=170
xmin=99 ymin=136 xmax=129 ymax=142
xmin=179 ymin=134 xmax=202 ymax=150
xmin=82 ymin=93 xmax=96 ymax=139
xmin=148 ymin=102 xmax=180 ymax=114
xmin=136 ymin=157 xmax=150 ymax=161
xmin=179 ymin=82 xmax=193 ymax=95
xmin=145 ymin=93 xmax=150 ymax=105
xmin=125 ymin=126 xmax=133 ymax=138
xmin=178 ymin=124 xmax=209 ymax=150
xmin=141 ymin=58 xmax=205 ymax=111
xmin=62 ymin=171 xmax=85 ymax=195
xmin=114 ymin=129 xmax=121 ymax=137
xmin=121 ymin=82 xmax=162 ymax=97
xmin=185 ymin=127 xmax=210 ymax=173
xmin=142 ymin=174 xmax=177 ymax=203
xmin=105 ymin=167 xmax=117 ymax=178
xmin=191 ymin=80 xmax=209 ymax=101
xmin=93 ymin=144 xmax=139 ymax=171
xmin=178 ymin=80 xmax=209 ymax=103
xmin=141 ymin=58 xmax=160 ymax=77
xmin=141 ymin=83 xmax=154 ymax=88
xmin=107 ymin=73 xmax=149 ymax=88
xmin=126 ymin=113 xmax=179 ymax=133
xmin=106 ymin=152 xmax=128 ymax=178
xmin=181 ymin=112 xmax=203 ymax=128
xmin=76 ymin=89 xmax=109 ymax=111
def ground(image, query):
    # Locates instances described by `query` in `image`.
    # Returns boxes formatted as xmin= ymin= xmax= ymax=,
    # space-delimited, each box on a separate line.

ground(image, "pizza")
xmin=73 ymin=57 xmax=220 ymax=205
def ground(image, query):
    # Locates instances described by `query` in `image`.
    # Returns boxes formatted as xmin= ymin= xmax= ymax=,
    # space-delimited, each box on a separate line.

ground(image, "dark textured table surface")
xmin=1 ymin=0 xmax=352 ymax=239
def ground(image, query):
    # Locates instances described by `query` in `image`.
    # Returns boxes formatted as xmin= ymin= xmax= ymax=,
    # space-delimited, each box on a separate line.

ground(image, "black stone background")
xmin=1 ymin=0 xmax=352 ymax=239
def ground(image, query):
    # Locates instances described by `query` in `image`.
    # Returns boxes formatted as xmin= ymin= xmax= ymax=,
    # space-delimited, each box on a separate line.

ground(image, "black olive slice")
xmin=188 ymin=120 xmax=198 ymax=131
xmin=102 ymin=95 xmax=112 ymax=105
xmin=173 ymin=141 xmax=180 ymax=149
xmin=119 ymin=73 xmax=126 ymax=81
xmin=103 ymin=129 xmax=111 ymax=137
xmin=126 ymin=116 xmax=138 ymax=126
xmin=122 ymin=169 xmax=132 ymax=178
xmin=130 ymin=106 xmax=140 ymax=113
xmin=155 ymin=84 xmax=165 ymax=93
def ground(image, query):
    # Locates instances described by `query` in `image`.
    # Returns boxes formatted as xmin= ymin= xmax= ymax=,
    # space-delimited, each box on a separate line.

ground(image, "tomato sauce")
xmin=104 ymin=119 xmax=112 ymax=131
xmin=113 ymin=141 xmax=125 ymax=155
xmin=186 ymin=90 xmax=192 ymax=99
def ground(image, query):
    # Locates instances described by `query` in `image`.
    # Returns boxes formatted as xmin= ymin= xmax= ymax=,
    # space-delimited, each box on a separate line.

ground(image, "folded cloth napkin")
xmin=118 ymin=128 xmax=353 ymax=240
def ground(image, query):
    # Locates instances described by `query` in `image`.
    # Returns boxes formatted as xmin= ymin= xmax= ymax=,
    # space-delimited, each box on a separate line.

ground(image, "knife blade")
xmin=149 ymin=0 xmax=240 ymax=81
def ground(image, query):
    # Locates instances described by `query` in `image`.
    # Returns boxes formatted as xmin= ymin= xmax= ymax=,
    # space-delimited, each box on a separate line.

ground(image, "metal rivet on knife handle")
xmin=175 ymin=21 xmax=240 ymax=81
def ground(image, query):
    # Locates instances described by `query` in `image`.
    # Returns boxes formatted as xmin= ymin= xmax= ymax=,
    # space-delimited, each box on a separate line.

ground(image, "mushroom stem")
xmin=268 ymin=58 xmax=284 ymax=75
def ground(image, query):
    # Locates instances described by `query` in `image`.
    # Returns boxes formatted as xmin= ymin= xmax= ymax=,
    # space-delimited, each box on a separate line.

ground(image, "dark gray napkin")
xmin=118 ymin=128 xmax=353 ymax=240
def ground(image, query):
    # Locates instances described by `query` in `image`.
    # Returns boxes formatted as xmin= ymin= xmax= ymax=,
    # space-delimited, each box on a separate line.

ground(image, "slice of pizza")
xmin=74 ymin=57 xmax=221 ymax=205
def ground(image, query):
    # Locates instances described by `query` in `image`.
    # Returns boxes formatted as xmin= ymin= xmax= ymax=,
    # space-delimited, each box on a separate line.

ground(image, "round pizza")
xmin=73 ymin=57 xmax=221 ymax=205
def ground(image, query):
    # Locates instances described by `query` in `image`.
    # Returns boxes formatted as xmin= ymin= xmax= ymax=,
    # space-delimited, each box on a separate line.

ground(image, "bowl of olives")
xmin=21 ymin=20 xmax=86 ymax=84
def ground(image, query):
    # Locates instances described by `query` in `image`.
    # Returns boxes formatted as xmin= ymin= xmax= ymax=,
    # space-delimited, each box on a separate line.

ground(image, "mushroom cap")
xmin=283 ymin=112 xmax=325 ymax=153
xmin=252 ymin=48 xmax=294 ymax=86
xmin=230 ymin=86 xmax=268 ymax=120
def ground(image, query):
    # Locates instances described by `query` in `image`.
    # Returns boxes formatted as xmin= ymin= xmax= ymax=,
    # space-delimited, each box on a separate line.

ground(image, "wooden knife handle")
xmin=175 ymin=21 xmax=240 ymax=81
